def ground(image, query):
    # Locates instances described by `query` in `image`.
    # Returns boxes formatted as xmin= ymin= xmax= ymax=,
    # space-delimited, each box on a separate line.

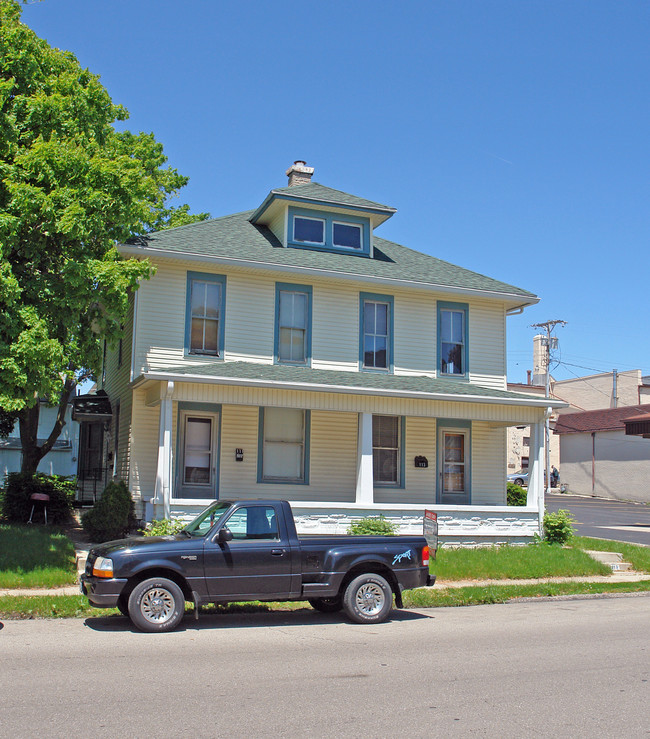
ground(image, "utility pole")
xmin=530 ymin=320 xmax=566 ymax=503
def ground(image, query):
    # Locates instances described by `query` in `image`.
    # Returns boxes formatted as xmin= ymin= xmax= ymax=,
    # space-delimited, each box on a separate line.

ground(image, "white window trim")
xmin=332 ymin=220 xmax=363 ymax=250
xmin=293 ymin=215 xmax=326 ymax=246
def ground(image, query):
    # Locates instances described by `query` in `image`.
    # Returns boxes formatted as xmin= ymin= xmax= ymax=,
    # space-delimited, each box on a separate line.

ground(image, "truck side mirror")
xmin=217 ymin=528 xmax=233 ymax=544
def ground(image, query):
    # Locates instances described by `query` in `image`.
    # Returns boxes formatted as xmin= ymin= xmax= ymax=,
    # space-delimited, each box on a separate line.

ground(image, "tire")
xmin=342 ymin=573 xmax=393 ymax=624
xmin=514 ymin=478 xmax=524 ymax=487
xmin=128 ymin=577 xmax=186 ymax=633
xmin=309 ymin=597 xmax=343 ymax=613
xmin=116 ymin=595 xmax=129 ymax=618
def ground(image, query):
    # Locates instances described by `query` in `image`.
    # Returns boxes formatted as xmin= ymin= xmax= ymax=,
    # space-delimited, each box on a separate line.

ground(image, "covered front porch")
xmin=131 ymin=363 xmax=560 ymax=544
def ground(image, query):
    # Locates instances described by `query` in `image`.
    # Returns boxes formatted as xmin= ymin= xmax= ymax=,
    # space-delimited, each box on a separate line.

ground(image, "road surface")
xmin=546 ymin=493 xmax=650 ymax=546
xmin=1 ymin=595 xmax=648 ymax=738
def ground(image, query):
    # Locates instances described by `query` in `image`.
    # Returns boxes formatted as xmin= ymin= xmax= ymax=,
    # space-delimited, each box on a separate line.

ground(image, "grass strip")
xmin=431 ymin=542 xmax=610 ymax=581
xmin=2 ymin=581 xmax=649 ymax=620
xmin=0 ymin=525 xmax=77 ymax=589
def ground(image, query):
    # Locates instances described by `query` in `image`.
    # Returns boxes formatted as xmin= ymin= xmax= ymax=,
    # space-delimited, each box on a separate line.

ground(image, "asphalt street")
xmin=1 ymin=595 xmax=648 ymax=738
xmin=546 ymin=493 xmax=650 ymax=546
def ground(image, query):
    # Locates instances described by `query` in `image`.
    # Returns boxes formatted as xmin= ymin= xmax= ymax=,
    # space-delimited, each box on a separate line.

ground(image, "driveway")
xmin=546 ymin=493 xmax=650 ymax=546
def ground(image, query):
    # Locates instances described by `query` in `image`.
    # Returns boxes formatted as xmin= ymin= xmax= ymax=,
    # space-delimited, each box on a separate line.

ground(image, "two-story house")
xmin=92 ymin=161 xmax=564 ymax=543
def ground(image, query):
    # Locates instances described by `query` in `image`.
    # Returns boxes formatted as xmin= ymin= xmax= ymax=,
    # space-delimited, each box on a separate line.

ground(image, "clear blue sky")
xmin=22 ymin=0 xmax=649 ymax=384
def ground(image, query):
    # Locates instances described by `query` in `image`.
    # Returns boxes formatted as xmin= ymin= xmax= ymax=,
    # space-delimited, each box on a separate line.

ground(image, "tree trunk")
xmin=19 ymin=378 xmax=77 ymax=475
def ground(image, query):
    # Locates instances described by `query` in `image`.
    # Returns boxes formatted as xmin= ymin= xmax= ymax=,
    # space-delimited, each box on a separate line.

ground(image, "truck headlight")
xmin=92 ymin=556 xmax=114 ymax=578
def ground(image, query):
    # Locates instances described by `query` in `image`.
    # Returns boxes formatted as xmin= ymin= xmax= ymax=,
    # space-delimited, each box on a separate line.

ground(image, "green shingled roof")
xmin=143 ymin=361 xmax=549 ymax=404
xmin=263 ymin=181 xmax=396 ymax=213
xmin=124 ymin=210 xmax=536 ymax=300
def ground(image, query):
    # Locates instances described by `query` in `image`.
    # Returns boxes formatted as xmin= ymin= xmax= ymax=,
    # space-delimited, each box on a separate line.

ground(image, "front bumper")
xmin=80 ymin=574 xmax=128 ymax=608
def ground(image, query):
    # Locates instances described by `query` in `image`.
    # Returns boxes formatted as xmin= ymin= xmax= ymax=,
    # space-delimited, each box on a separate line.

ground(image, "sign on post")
xmin=423 ymin=509 xmax=438 ymax=557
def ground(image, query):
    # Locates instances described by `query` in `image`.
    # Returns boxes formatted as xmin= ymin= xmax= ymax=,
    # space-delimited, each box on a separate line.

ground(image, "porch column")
xmin=528 ymin=419 xmax=545 ymax=534
xmin=355 ymin=412 xmax=374 ymax=505
xmin=153 ymin=381 xmax=174 ymax=519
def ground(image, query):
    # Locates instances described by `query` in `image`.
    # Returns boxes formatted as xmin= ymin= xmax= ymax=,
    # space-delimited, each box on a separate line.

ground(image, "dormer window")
xmin=293 ymin=216 xmax=325 ymax=245
xmin=288 ymin=207 xmax=370 ymax=257
xmin=333 ymin=221 xmax=362 ymax=250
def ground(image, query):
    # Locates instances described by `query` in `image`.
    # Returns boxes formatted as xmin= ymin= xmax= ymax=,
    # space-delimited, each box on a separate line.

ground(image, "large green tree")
xmin=0 ymin=0 xmax=208 ymax=473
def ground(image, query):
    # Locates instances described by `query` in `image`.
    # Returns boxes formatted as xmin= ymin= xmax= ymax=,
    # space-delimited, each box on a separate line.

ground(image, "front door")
xmin=175 ymin=410 xmax=219 ymax=499
xmin=203 ymin=504 xmax=294 ymax=599
xmin=439 ymin=428 xmax=470 ymax=504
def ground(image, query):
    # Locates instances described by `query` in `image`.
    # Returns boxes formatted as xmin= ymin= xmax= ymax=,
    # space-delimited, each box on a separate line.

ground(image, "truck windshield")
xmin=183 ymin=501 xmax=231 ymax=537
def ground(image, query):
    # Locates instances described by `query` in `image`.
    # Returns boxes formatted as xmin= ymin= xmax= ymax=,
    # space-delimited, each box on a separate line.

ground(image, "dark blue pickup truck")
xmin=81 ymin=499 xmax=435 ymax=632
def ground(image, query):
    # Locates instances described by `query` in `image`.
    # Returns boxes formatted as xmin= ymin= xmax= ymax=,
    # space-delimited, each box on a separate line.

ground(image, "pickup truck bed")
xmin=81 ymin=499 xmax=434 ymax=632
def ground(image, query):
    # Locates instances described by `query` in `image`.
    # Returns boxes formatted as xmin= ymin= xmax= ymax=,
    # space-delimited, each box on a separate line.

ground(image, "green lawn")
xmin=569 ymin=537 xmax=650 ymax=574
xmin=0 ymin=524 xmax=77 ymax=588
xmin=431 ymin=542 xmax=611 ymax=581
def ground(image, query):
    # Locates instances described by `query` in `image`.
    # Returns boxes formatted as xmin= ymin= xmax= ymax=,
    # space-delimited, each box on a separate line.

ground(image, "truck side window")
xmin=224 ymin=506 xmax=279 ymax=541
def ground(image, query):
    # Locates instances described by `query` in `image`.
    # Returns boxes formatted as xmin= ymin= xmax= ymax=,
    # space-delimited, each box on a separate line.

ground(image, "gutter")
xmin=118 ymin=244 xmax=539 ymax=307
xmin=132 ymin=370 xmax=568 ymax=409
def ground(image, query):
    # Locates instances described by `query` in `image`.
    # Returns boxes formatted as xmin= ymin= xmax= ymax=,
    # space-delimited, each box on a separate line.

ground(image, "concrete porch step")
xmin=585 ymin=550 xmax=633 ymax=572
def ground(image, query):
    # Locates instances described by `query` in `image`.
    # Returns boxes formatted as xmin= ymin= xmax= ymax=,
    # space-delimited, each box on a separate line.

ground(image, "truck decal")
xmin=392 ymin=549 xmax=413 ymax=565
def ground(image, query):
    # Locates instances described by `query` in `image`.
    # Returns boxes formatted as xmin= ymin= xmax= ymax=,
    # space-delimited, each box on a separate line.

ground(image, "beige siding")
xmin=471 ymin=422 xmax=506 ymax=505
xmin=128 ymin=390 xmax=160 ymax=502
xmin=132 ymin=257 xmax=510 ymax=388
xmin=267 ymin=208 xmax=286 ymax=246
xmin=468 ymin=301 xmax=507 ymax=390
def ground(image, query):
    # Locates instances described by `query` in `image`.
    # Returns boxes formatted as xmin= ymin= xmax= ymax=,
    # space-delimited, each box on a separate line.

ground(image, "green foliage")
xmin=81 ymin=480 xmax=135 ymax=542
xmin=0 ymin=472 xmax=75 ymax=524
xmin=141 ymin=517 xmax=186 ymax=537
xmin=0 ymin=524 xmax=77 ymax=588
xmin=0 ymin=1 xmax=207 ymax=424
xmin=543 ymin=509 xmax=575 ymax=545
xmin=347 ymin=514 xmax=397 ymax=536
xmin=507 ymin=482 xmax=527 ymax=506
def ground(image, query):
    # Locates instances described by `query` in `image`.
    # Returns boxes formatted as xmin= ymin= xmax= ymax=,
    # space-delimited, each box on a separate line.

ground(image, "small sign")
xmin=423 ymin=510 xmax=438 ymax=555
xmin=235 ymin=448 xmax=244 ymax=462
xmin=414 ymin=456 xmax=428 ymax=468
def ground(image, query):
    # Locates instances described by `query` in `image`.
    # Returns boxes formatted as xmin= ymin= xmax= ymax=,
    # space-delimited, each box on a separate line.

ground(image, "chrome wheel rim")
xmin=141 ymin=587 xmax=175 ymax=623
xmin=355 ymin=583 xmax=385 ymax=616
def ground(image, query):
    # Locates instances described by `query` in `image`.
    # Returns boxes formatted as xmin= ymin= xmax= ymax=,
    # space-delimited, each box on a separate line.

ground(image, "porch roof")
xmin=135 ymin=361 xmax=565 ymax=408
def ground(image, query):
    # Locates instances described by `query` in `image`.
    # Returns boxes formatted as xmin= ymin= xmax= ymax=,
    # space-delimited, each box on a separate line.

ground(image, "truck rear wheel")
xmin=308 ymin=597 xmax=343 ymax=613
xmin=342 ymin=573 xmax=392 ymax=624
xmin=128 ymin=577 xmax=185 ymax=633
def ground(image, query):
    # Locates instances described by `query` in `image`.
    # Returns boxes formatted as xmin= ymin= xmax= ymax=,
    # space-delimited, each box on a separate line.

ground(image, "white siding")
xmin=394 ymin=292 xmax=436 ymax=375
xmin=468 ymin=301 xmax=507 ymax=390
xmin=267 ymin=208 xmax=286 ymax=246
xmin=128 ymin=390 xmax=160 ymax=502
xmin=312 ymin=283 xmax=358 ymax=371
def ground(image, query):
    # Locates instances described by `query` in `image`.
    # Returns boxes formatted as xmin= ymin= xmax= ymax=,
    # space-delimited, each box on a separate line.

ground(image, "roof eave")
xmin=133 ymin=370 xmax=566 ymax=408
xmin=117 ymin=243 xmax=538 ymax=306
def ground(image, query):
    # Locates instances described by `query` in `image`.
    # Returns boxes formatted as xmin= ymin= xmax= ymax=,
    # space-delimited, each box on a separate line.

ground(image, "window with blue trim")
xmin=260 ymin=408 xmax=309 ymax=483
xmin=373 ymin=415 xmax=402 ymax=486
xmin=186 ymin=272 xmax=226 ymax=357
xmin=275 ymin=284 xmax=312 ymax=365
xmin=438 ymin=302 xmax=468 ymax=377
xmin=288 ymin=206 xmax=370 ymax=257
xmin=360 ymin=293 xmax=393 ymax=371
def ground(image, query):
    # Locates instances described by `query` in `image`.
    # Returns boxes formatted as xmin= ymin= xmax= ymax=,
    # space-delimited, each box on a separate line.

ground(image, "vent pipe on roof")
xmin=286 ymin=160 xmax=314 ymax=187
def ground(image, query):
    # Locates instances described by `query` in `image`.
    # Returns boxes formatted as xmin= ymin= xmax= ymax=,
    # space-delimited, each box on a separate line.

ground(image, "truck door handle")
xmin=271 ymin=548 xmax=286 ymax=556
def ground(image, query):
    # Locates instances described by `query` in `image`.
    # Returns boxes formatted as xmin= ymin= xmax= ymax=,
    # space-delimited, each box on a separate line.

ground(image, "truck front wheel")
xmin=342 ymin=573 xmax=393 ymax=624
xmin=128 ymin=577 xmax=185 ymax=633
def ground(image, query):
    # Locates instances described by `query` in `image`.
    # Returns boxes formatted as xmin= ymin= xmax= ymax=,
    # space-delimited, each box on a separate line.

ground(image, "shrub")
xmin=81 ymin=480 xmax=135 ymax=542
xmin=347 ymin=514 xmax=397 ymax=536
xmin=0 ymin=473 xmax=76 ymax=524
xmin=543 ymin=509 xmax=575 ymax=545
xmin=507 ymin=482 xmax=527 ymax=506
xmin=142 ymin=518 xmax=186 ymax=537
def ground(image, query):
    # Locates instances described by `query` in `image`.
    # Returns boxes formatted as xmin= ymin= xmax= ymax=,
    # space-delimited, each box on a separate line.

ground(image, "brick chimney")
xmin=286 ymin=160 xmax=314 ymax=187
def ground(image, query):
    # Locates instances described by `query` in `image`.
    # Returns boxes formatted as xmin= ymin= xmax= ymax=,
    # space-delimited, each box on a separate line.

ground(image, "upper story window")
xmin=438 ymin=301 xmax=468 ymax=378
xmin=288 ymin=206 xmax=370 ymax=257
xmin=185 ymin=272 xmax=226 ymax=358
xmin=360 ymin=292 xmax=393 ymax=372
xmin=275 ymin=283 xmax=312 ymax=366
xmin=293 ymin=216 xmax=325 ymax=245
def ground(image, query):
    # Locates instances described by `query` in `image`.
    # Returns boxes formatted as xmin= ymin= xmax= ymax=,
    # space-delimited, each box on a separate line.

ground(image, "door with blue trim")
xmin=439 ymin=428 xmax=470 ymax=504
